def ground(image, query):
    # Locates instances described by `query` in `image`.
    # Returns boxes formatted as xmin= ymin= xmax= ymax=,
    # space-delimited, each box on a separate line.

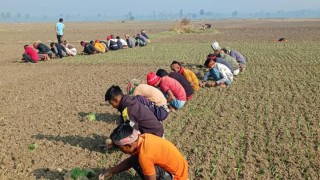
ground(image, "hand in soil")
xmin=105 ymin=139 xmax=113 ymax=149
xmin=208 ymin=81 xmax=216 ymax=87
xmin=168 ymin=105 xmax=176 ymax=112
xmin=99 ymin=168 xmax=113 ymax=180
xmin=200 ymin=82 xmax=206 ymax=88
xmin=219 ymin=83 xmax=226 ymax=88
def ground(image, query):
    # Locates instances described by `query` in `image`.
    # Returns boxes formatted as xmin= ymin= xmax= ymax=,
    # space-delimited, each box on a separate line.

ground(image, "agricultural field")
xmin=0 ymin=19 xmax=320 ymax=179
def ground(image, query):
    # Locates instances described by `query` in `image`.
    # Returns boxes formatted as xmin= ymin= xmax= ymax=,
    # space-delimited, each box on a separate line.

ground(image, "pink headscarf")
xmin=113 ymin=129 xmax=139 ymax=146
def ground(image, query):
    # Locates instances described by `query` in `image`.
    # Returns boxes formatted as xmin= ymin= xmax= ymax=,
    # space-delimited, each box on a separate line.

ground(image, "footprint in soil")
xmin=32 ymin=134 xmax=107 ymax=153
xmin=78 ymin=112 xmax=120 ymax=124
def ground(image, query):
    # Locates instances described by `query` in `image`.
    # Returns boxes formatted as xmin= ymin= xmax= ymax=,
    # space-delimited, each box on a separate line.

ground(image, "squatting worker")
xmin=99 ymin=124 xmax=189 ymax=180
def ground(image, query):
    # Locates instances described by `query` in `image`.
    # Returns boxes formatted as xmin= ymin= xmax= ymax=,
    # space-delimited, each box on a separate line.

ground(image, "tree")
xmin=17 ymin=13 xmax=21 ymax=18
xmin=97 ymin=13 xmax=101 ymax=18
xmin=1 ymin=12 xmax=5 ymax=19
xmin=266 ymin=12 xmax=270 ymax=18
xmin=6 ymin=12 xmax=11 ymax=18
xmin=232 ymin=10 xmax=238 ymax=18
xmin=200 ymin=9 xmax=205 ymax=16
xmin=180 ymin=9 xmax=183 ymax=18
xmin=25 ymin=14 xmax=30 ymax=19
xmin=127 ymin=12 xmax=134 ymax=21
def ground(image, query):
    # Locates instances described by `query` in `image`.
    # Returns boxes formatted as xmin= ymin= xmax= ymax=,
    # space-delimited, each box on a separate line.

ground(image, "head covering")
xmin=147 ymin=72 xmax=160 ymax=86
xmin=207 ymin=54 xmax=217 ymax=60
xmin=127 ymin=79 xmax=141 ymax=95
xmin=211 ymin=41 xmax=220 ymax=51
xmin=113 ymin=129 xmax=139 ymax=146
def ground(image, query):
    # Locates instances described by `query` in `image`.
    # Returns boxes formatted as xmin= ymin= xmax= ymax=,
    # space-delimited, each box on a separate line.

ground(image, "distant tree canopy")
xmin=232 ymin=10 xmax=238 ymax=17
xmin=6 ymin=12 xmax=11 ymax=18
xmin=1 ymin=8 xmax=320 ymax=22
xmin=200 ymin=9 xmax=205 ymax=16
xmin=127 ymin=12 xmax=134 ymax=21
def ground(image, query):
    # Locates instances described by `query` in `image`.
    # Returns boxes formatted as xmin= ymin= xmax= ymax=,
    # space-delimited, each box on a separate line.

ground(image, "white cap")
xmin=211 ymin=41 xmax=220 ymax=51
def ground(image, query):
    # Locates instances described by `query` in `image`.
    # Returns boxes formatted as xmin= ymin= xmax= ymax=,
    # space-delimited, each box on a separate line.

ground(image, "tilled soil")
xmin=1 ymin=19 xmax=320 ymax=179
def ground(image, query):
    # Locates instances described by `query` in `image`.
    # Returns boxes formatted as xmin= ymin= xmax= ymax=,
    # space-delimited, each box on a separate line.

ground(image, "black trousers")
xmin=22 ymin=54 xmax=36 ymax=63
xmin=57 ymin=35 xmax=63 ymax=44
xmin=129 ymin=155 xmax=173 ymax=180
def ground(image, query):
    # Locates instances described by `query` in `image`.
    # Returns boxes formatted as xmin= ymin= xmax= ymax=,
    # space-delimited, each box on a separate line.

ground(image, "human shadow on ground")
xmin=78 ymin=112 xmax=120 ymax=124
xmin=33 ymin=133 xmax=107 ymax=153
xmin=33 ymin=168 xmax=64 ymax=180
xmin=33 ymin=168 xmax=140 ymax=180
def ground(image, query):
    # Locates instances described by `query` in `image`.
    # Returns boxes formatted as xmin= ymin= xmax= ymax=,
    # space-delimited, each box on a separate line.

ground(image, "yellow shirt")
xmin=183 ymin=68 xmax=199 ymax=91
xmin=94 ymin=43 xmax=105 ymax=53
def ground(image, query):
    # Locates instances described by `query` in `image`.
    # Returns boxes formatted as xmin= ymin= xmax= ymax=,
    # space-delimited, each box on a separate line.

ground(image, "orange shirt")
xmin=137 ymin=134 xmax=188 ymax=180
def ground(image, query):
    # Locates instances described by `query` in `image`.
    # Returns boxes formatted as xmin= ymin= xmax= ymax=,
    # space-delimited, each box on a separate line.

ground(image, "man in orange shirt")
xmin=99 ymin=124 xmax=188 ymax=180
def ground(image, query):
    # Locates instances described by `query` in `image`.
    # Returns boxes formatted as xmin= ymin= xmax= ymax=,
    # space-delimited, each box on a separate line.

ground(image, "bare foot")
xmin=168 ymin=105 xmax=176 ymax=112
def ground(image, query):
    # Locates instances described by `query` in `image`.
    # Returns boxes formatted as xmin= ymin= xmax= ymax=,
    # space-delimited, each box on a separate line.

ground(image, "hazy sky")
xmin=1 ymin=0 xmax=320 ymax=17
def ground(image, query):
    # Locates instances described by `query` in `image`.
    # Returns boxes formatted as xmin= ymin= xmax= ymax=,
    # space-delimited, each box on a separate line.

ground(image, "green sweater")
xmin=220 ymin=54 xmax=239 ymax=70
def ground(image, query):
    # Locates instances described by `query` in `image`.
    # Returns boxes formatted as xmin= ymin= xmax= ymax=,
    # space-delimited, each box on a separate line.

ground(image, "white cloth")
xmin=107 ymin=39 xmax=117 ymax=48
xmin=216 ymin=63 xmax=234 ymax=84
xmin=119 ymin=39 xmax=128 ymax=46
xmin=233 ymin=69 xmax=240 ymax=76
xmin=211 ymin=41 xmax=220 ymax=50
